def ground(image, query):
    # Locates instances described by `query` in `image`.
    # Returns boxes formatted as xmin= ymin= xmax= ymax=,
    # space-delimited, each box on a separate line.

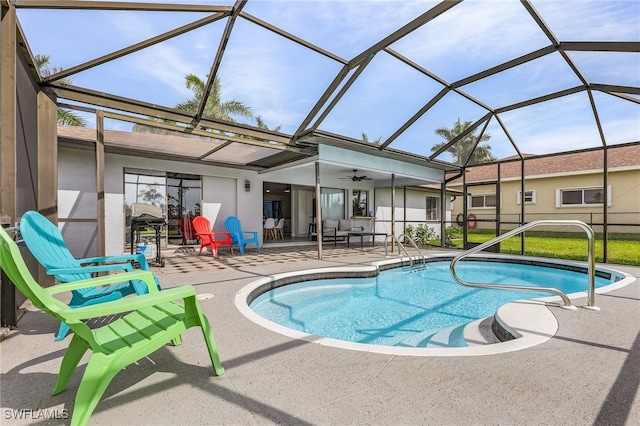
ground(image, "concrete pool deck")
xmin=1 ymin=244 xmax=638 ymax=425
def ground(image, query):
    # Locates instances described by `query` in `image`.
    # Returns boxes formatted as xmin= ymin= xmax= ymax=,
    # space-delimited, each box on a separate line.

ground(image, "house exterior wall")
xmin=58 ymin=146 xmax=263 ymax=257
xmin=450 ymin=168 xmax=639 ymax=233
xmin=374 ymin=187 xmax=449 ymax=238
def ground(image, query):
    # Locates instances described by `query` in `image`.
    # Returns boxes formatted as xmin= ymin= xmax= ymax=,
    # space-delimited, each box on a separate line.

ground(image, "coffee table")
xmin=347 ymin=231 xmax=388 ymax=249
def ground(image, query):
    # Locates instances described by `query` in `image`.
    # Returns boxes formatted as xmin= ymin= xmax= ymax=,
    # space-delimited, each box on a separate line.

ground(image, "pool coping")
xmin=234 ymin=255 xmax=636 ymax=357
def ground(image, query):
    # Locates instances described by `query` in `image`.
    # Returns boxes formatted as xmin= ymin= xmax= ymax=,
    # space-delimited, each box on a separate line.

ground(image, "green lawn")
xmin=441 ymin=230 xmax=640 ymax=266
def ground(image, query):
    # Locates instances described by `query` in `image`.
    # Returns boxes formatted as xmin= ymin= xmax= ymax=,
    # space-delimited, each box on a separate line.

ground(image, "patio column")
xmin=315 ymin=161 xmax=322 ymax=260
xmin=0 ymin=3 xmax=17 ymax=327
xmin=36 ymin=89 xmax=57 ymax=286
xmin=391 ymin=173 xmax=395 ymax=252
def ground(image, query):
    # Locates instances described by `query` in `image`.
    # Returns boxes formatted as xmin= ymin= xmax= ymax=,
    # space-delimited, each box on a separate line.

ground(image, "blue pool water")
xmin=250 ymin=260 xmax=612 ymax=348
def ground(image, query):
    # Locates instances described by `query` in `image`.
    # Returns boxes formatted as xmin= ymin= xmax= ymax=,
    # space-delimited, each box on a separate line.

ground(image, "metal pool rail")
xmin=449 ymin=220 xmax=598 ymax=310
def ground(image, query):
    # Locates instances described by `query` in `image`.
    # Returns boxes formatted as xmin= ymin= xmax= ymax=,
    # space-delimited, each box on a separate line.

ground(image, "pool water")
xmin=250 ymin=261 xmax=612 ymax=348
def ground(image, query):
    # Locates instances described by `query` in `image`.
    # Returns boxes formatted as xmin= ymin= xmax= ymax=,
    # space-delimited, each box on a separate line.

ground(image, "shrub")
xmin=404 ymin=224 xmax=415 ymax=243
xmin=415 ymin=223 xmax=436 ymax=245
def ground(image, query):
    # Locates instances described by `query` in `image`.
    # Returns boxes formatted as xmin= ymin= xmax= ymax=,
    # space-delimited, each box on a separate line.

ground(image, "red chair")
xmin=179 ymin=215 xmax=198 ymax=245
xmin=192 ymin=216 xmax=234 ymax=258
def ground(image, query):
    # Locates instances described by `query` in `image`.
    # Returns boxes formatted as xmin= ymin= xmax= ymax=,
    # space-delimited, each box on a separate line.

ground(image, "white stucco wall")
xmin=58 ymin=147 xmax=262 ymax=256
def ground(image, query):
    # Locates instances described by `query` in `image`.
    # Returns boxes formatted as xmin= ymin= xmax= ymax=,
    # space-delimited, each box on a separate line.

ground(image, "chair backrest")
xmin=224 ymin=216 xmax=242 ymax=243
xmin=264 ymin=218 xmax=275 ymax=229
xmin=192 ymin=216 xmax=213 ymax=244
xmin=20 ymin=211 xmax=91 ymax=283
xmin=179 ymin=215 xmax=197 ymax=240
xmin=0 ymin=227 xmax=70 ymax=322
xmin=276 ymin=218 xmax=285 ymax=229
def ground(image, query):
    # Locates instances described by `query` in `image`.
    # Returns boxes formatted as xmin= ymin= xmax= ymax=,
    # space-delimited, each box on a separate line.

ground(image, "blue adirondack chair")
xmin=224 ymin=216 xmax=260 ymax=254
xmin=19 ymin=211 xmax=161 ymax=341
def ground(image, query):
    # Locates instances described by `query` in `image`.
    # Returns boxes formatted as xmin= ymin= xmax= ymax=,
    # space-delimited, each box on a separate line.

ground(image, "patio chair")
xmin=0 ymin=226 xmax=224 ymax=426
xmin=179 ymin=214 xmax=198 ymax=245
xmin=263 ymin=217 xmax=276 ymax=240
xmin=275 ymin=218 xmax=285 ymax=239
xmin=224 ymin=216 xmax=260 ymax=254
xmin=19 ymin=210 xmax=161 ymax=341
xmin=192 ymin=216 xmax=234 ymax=258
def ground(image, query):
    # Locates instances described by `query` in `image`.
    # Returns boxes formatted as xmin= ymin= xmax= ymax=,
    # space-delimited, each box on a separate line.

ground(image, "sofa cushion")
xmin=324 ymin=219 xmax=339 ymax=229
xmin=338 ymin=219 xmax=352 ymax=231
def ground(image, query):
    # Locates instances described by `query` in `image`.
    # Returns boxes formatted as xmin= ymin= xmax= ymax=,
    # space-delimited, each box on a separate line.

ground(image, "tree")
xmin=255 ymin=115 xmax=282 ymax=133
xmin=35 ymin=54 xmax=86 ymax=127
xmin=134 ymin=73 xmax=254 ymax=134
xmin=361 ymin=132 xmax=381 ymax=145
xmin=431 ymin=118 xmax=495 ymax=165
xmin=176 ymin=73 xmax=252 ymax=123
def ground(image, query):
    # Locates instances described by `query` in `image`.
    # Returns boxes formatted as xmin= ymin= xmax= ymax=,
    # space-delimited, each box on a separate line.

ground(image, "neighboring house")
xmin=447 ymin=144 xmax=640 ymax=234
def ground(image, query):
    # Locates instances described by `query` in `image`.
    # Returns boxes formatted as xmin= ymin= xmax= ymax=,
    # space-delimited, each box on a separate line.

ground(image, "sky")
xmin=16 ymin=0 xmax=640 ymax=163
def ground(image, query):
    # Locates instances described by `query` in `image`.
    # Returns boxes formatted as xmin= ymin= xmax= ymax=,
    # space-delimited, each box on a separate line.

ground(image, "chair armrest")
xmin=243 ymin=231 xmax=258 ymax=238
xmin=62 ymin=285 xmax=197 ymax=321
xmin=47 ymin=263 xmax=133 ymax=275
xmin=322 ymin=226 xmax=337 ymax=235
xmin=78 ymin=253 xmax=150 ymax=270
xmin=46 ymin=270 xmax=159 ymax=295
xmin=212 ymin=232 xmax=231 ymax=241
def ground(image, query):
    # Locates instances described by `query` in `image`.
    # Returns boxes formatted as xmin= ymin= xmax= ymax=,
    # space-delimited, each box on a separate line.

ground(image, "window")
xmin=517 ymin=190 xmax=536 ymax=204
xmin=426 ymin=196 xmax=439 ymax=220
xmin=320 ymin=187 xmax=345 ymax=219
xmin=124 ymin=169 xmax=166 ymax=213
xmin=556 ymin=186 xmax=611 ymax=207
xmin=125 ymin=169 xmax=202 ymax=248
xmin=352 ymin=190 xmax=368 ymax=217
xmin=470 ymin=193 xmax=496 ymax=208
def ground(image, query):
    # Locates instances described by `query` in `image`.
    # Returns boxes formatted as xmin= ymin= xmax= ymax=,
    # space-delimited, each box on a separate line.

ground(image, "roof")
xmin=13 ymin=0 xmax=640 ymax=171
xmin=447 ymin=143 xmax=640 ymax=184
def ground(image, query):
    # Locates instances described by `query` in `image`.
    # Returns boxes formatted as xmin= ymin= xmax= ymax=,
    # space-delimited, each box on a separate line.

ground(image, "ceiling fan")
xmin=340 ymin=169 xmax=372 ymax=182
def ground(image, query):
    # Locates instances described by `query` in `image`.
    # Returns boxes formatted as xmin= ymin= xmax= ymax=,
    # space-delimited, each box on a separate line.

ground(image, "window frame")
xmin=469 ymin=193 xmax=497 ymax=209
xmin=425 ymin=196 xmax=439 ymax=221
xmin=320 ymin=187 xmax=346 ymax=220
xmin=352 ymin=189 xmax=369 ymax=217
xmin=556 ymin=186 xmax=611 ymax=208
xmin=517 ymin=190 xmax=536 ymax=205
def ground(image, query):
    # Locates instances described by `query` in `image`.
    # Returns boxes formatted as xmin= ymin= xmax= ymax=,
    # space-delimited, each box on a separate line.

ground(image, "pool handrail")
xmin=449 ymin=220 xmax=597 ymax=310
xmin=385 ymin=234 xmax=426 ymax=268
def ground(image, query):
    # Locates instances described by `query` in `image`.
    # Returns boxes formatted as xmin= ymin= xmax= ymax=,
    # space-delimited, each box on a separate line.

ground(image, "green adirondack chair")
xmin=0 ymin=227 xmax=224 ymax=426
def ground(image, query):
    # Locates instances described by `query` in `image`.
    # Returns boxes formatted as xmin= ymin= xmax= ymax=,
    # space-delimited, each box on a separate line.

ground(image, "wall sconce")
xmin=245 ymin=180 xmax=251 ymax=192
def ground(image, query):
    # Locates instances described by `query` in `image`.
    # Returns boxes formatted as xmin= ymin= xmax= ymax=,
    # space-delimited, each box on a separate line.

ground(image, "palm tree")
xmin=431 ymin=118 xmax=495 ymax=165
xmin=176 ymin=73 xmax=252 ymax=123
xmin=35 ymin=54 xmax=86 ymax=127
xmin=255 ymin=115 xmax=282 ymax=133
xmin=134 ymin=73 xmax=253 ymax=134
xmin=361 ymin=132 xmax=381 ymax=145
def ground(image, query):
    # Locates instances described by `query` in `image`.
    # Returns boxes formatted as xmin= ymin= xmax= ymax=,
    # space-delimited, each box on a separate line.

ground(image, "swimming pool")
xmin=236 ymin=256 xmax=633 ymax=356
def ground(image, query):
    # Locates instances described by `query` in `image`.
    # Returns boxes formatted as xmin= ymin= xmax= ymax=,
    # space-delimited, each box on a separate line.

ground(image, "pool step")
xmin=418 ymin=317 xmax=499 ymax=348
xmin=419 ymin=324 xmax=467 ymax=348
xmin=463 ymin=317 xmax=501 ymax=346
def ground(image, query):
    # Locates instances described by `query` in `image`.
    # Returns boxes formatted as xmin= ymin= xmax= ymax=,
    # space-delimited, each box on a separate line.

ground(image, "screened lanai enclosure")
xmin=1 ymin=1 xmax=639 ymax=323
